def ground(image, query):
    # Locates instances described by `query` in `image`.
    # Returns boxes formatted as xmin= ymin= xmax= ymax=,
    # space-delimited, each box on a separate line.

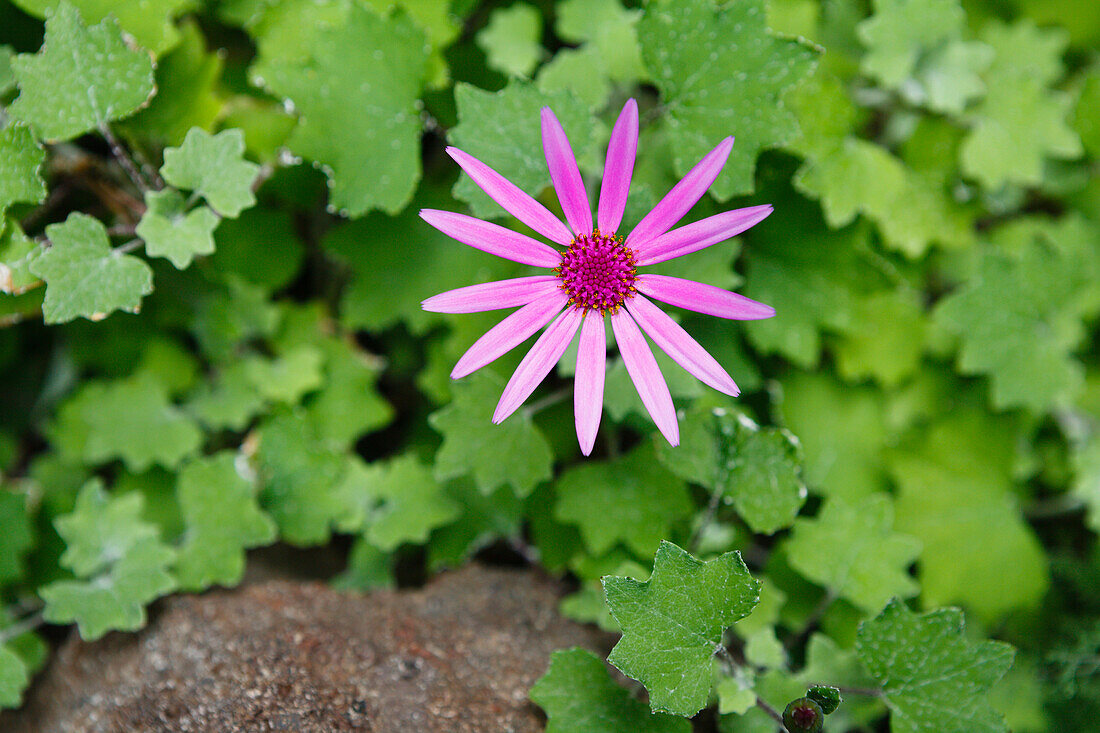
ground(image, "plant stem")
xmin=688 ymin=484 xmax=725 ymax=554
xmin=114 ymin=238 xmax=143 ymax=255
xmin=0 ymin=610 xmax=45 ymax=645
xmin=524 ymin=385 xmax=572 ymax=417
xmin=100 ymin=122 xmax=151 ymax=193
xmin=784 ymin=588 xmax=838 ymax=652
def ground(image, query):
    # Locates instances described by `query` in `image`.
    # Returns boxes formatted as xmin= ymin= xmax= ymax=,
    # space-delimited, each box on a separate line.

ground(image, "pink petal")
xmin=446 ymin=147 xmax=574 ymax=245
xmin=636 ymin=274 xmax=775 ymax=320
xmin=422 ymin=276 xmax=561 ymax=313
xmin=626 ymin=137 xmax=734 ymax=249
xmin=597 ymin=99 xmax=638 ymax=235
xmin=625 ymin=294 xmax=738 ymax=396
xmin=610 ymin=310 xmax=679 ymax=447
xmin=635 ymin=205 xmax=773 ymax=266
xmin=421 ymin=209 xmax=562 ymax=267
xmin=452 ymin=291 xmax=568 ymax=379
xmin=541 ymin=107 xmax=593 ymax=236
xmin=493 ymin=307 xmax=584 ymax=424
xmin=574 ymin=313 xmax=607 ymax=456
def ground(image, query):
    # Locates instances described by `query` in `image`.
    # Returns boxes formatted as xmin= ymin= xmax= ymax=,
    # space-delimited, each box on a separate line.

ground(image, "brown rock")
xmin=7 ymin=566 xmax=610 ymax=732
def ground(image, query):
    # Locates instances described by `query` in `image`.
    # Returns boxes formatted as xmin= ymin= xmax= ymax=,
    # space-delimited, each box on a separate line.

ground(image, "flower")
xmin=421 ymin=99 xmax=775 ymax=455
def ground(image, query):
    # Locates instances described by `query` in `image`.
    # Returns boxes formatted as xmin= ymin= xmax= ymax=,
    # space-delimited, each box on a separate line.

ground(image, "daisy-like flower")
xmin=421 ymin=99 xmax=775 ymax=455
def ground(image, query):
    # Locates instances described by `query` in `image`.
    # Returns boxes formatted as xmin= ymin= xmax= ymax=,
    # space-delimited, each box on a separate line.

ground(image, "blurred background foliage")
xmin=0 ymin=0 xmax=1098 ymax=729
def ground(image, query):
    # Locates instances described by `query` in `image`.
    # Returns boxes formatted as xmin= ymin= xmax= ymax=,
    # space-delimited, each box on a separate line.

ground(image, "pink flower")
xmin=421 ymin=99 xmax=775 ymax=455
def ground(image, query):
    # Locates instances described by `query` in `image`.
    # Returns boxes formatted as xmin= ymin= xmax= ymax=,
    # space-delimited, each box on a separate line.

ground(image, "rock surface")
xmin=7 ymin=566 xmax=610 ymax=732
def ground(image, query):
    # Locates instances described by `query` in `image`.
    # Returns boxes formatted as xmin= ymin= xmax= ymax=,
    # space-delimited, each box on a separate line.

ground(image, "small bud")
xmin=807 ymin=685 xmax=841 ymax=714
xmin=782 ymin=697 xmax=824 ymax=733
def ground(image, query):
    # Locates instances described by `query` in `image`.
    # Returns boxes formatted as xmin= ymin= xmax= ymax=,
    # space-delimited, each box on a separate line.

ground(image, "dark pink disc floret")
xmin=555 ymin=230 xmax=637 ymax=314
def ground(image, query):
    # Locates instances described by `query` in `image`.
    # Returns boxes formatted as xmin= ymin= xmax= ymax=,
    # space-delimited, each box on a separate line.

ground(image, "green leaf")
xmin=0 ymin=46 xmax=14 ymax=96
xmin=637 ymin=0 xmax=818 ymax=199
xmin=0 ymin=488 xmax=33 ymax=584
xmin=80 ymin=373 xmax=203 ymax=472
xmin=184 ymin=361 xmax=264 ymax=431
xmin=530 ymin=648 xmax=691 ymax=733
xmin=210 ymin=208 xmax=304 ymax=292
xmin=304 ymin=338 xmax=392 ymax=447
xmin=655 ymin=406 xmax=806 ymax=535
xmin=173 ymin=452 xmax=276 ymax=591
xmin=427 ymin=480 xmax=523 ymax=571
xmin=10 ymin=2 xmax=156 ymax=141
xmin=428 ymin=371 xmax=553 ymax=498
xmin=796 ymin=634 xmax=885 ymax=729
xmin=537 ymin=47 xmax=612 ymax=112
xmin=476 ymin=4 xmax=542 ymax=78
xmin=29 ymin=213 xmax=154 ymax=324
xmin=191 ymin=276 xmax=280 ymax=361
xmin=256 ymin=411 xmax=351 ymax=545
xmin=40 ymin=536 xmax=175 ymax=640
xmin=775 ymin=370 xmax=891 ymax=499
xmin=340 ymin=453 xmax=461 ymax=551
xmin=136 ymin=189 xmax=219 ymax=269
xmin=556 ymin=0 xmax=646 ymax=83
xmin=0 ymin=645 xmax=30 ymax=709
xmin=160 ymin=128 xmax=259 ymax=218
xmin=886 ymin=407 xmax=1049 ymax=621
xmin=0 ymin=123 xmax=47 ymax=217
xmin=555 ymin=444 xmax=693 ymax=557
xmin=449 ymin=80 xmax=598 ymax=219
xmin=250 ymin=2 xmax=428 ymax=216
xmin=603 ymin=541 xmax=761 ymax=716
xmin=856 ymin=599 xmax=1015 ymax=733
xmin=331 ymin=535 xmax=394 ymax=591
xmin=934 ymin=223 xmax=1095 ymax=413
xmin=13 ymin=0 xmax=196 ymax=56
xmin=1075 ymin=66 xmax=1100 ymax=159
xmin=960 ymin=20 xmax=1082 ymax=189
xmin=42 ymin=480 xmax=176 ymax=640
xmin=833 ymin=289 xmax=927 ymax=387
xmin=785 ymin=495 xmax=921 ymax=613
xmin=243 ymin=345 xmax=324 ymax=404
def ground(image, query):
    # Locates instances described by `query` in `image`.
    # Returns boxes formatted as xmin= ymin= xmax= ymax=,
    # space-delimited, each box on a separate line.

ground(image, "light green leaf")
xmin=331 ymin=535 xmax=395 ymax=591
xmin=341 ymin=453 xmax=461 ymax=551
xmin=960 ymin=20 xmax=1082 ymax=189
xmin=555 ymin=444 xmax=693 ymax=557
xmin=304 ymin=338 xmax=392 ymax=447
xmin=428 ymin=371 xmax=553 ymax=498
xmin=637 ymin=0 xmax=818 ymax=199
xmin=556 ymin=0 xmax=646 ymax=83
xmin=857 ymin=600 xmax=1015 ymax=733
xmin=40 ymin=537 xmax=176 ymax=640
xmin=833 ymin=289 xmax=927 ymax=387
xmin=160 ymin=128 xmax=259 ymax=218
xmin=887 ymin=406 xmax=1049 ymax=621
xmin=13 ymin=0 xmax=196 ymax=56
xmin=250 ymin=2 xmax=428 ymax=216
xmin=243 ymin=344 xmax=324 ymax=404
xmin=191 ymin=276 xmax=280 ymax=361
xmin=915 ymin=40 xmax=994 ymax=115
xmin=136 ymin=189 xmax=219 ymax=269
xmin=184 ymin=361 xmax=264 ymax=431
xmin=0 ymin=220 xmax=42 ymax=296
xmin=80 ymin=373 xmax=203 ymax=472
xmin=449 ymin=80 xmax=598 ymax=218
xmin=785 ymin=495 xmax=921 ymax=613
xmin=427 ymin=480 xmax=523 ymax=572
xmin=530 ymin=648 xmax=691 ymax=733
xmin=603 ymin=541 xmax=761 ymax=716
xmin=476 ymin=4 xmax=542 ymax=78
xmin=174 ymin=452 xmax=276 ymax=591
xmin=0 ymin=645 xmax=30 ymax=709
xmin=655 ymin=406 xmax=806 ymax=535
xmin=29 ymin=213 xmax=153 ymax=324
xmin=256 ymin=411 xmax=351 ymax=545
xmin=0 ymin=123 xmax=47 ymax=217
xmin=537 ymin=47 xmax=612 ymax=112
xmin=0 ymin=46 xmax=14 ymax=95
xmin=10 ymin=2 xmax=156 ymax=141
xmin=858 ymin=0 xmax=964 ymax=87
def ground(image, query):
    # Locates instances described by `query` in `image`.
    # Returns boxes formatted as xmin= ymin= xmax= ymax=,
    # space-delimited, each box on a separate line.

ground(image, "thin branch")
xmin=107 ymin=223 xmax=137 ymax=238
xmin=688 ymin=484 xmax=726 ymax=554
xmin=127 ymin=139 xmax=165 ymax=190
xmin=100 ymin=123 xmax=151 ymax=193
xmin=830 ymin=684 xmax=884 ymax=698
xmin=784 ymin=589 xmax=838 ymax=652
xmin=524 ymin=385 xmax=572 ymax=417
xmin=755 ymin=696 xmax=787 ymax=729
xmin=0 ymin=610 xmax=45 ymax=645
xmin=114 ymin=238 xmax=144 ymax=255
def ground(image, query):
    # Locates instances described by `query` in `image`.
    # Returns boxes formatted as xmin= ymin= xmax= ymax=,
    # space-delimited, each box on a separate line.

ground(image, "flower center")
xmin=555 ymin=230 xmax=637 ymax=314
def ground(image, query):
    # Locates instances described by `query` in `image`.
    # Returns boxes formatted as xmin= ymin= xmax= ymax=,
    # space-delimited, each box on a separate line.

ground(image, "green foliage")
xmin=13 ymin=0 xmax=195 ymax=56
xmin=0 ymin=123 xmax=46 ymax=217
xmin=10 ymin=2 xmax=155 ymax=141
xmin=476 ymin=4 xmax=542 ymax=78
xmin=604 ymin=541 xmax=760 ymax=716
xmin=857 ymin=600 xmax=1015 ymax=733
xmin=136 ymin=189 xmax=218 ymax=269
xmin=530 ymin=648 xmax=691 ymax=733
